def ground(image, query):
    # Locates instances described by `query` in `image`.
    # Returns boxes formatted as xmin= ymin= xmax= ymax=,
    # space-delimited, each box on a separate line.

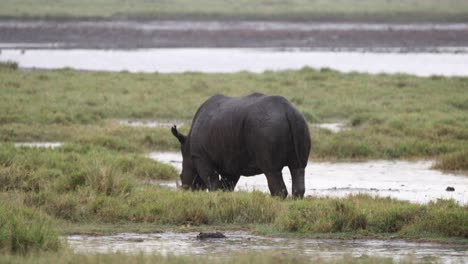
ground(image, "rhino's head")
xmin=171 ymin=125 xmax=206 ymax=190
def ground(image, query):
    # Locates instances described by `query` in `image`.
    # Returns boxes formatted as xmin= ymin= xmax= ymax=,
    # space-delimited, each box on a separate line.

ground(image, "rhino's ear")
xmin=171 ymin=125 xmax=186 ymax=144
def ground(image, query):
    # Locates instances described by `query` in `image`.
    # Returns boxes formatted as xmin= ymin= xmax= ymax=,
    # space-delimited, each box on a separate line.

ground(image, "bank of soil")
xmin=1 ymin=20 xmax=468 ymax=51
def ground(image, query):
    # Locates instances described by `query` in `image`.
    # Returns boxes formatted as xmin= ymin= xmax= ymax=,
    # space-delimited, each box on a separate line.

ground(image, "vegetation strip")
xmin=1 ymin=0 xmax=468 ymax=22
xmin=1 ymin=62 xmax=467 ymax=167
xmin=0 ymin=144 xmax=467 ymax=246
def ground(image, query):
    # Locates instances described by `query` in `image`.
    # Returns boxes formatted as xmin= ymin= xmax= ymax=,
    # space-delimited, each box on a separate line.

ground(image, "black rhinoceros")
xmin=171 ymin=93 xmax=311 ymax=198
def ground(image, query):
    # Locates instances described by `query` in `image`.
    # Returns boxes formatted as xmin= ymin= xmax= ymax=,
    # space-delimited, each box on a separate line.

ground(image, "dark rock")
xmin=196 ymin=232 xmax=226 ymax=239
xmin=446 ymin=186 xmax=455 ymax=192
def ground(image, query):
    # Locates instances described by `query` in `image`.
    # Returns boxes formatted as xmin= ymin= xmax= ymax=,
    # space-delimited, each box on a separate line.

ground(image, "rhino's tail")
xmin=285 ymin=106 xmax=311 ymax=168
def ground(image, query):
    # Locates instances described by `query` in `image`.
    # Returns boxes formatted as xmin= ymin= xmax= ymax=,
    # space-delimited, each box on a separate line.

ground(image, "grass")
xmin=1 ymin=65 xmax=467 ymax=165
xmin=432 ymin=150 xmax=468 ymax=171
xmin=0 ymin=63 xmax=467 ymax=261
xmin=0 ymin=201 xmax=61 ymax=254
xmin=1 ymin=145 xmax=466 ymax=240
xmin=0 ymin=143 xmax=178 ymax=195
xmin=0 ymin=142 xmax=466 ymax=260
xmin=1 ymin=0 xmax=468 ymax=22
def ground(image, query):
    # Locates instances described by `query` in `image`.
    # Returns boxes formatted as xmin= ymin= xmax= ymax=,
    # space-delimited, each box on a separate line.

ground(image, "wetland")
xmin=1 ymin=4 xmax=468 ymax=260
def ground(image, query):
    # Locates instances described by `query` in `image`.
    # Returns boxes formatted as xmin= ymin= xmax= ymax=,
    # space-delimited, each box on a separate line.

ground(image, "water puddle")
xmin=149 ymin=152 xmax=468 ymax=204
xmin=67 ymin=231 xmax=468 ymax=263
xmin=14 ymin=142 xmax=63 ymax=148
xmin=314 ymin=122 xmax=346 ymax=133
xmin=117 ymin=120 xmax=184 ymax=128
xmin=2 ymin=49 xmax=468 ymax=76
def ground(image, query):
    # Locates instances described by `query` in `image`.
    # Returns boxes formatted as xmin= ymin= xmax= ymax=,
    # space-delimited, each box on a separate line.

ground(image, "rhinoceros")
xmin=171 ymin=93 xmax=310 ymax=198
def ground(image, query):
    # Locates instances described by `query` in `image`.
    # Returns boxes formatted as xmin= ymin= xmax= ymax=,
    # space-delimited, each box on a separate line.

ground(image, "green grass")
xmin=1 ymin=65 xmax=467 ymax=164
xmin=0 ymin=143 xmax=466 ymax=259
xmin=0 ymin=63 xmax=467 ymax=259
xmin=1 ymin=0 xmax=468 ymax=22
xmin=1 ymin=145 xmax=466 ymax=240
xmin=0 ymin=201 xmax=61 ymax=254
xmin=432 ymin=150 xmax=468 ymax=171
xmin=0 ymin=143 xmax=178 ymax=195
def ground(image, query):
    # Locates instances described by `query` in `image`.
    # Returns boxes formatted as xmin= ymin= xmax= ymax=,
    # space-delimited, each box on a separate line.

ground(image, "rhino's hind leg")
xmin=220 ymin=174 xmax=240 ymax=191
xmin=265 ymin=171 xmax=288 ymax=199
xmin=289 ymin=167 xmax=305 ymax=198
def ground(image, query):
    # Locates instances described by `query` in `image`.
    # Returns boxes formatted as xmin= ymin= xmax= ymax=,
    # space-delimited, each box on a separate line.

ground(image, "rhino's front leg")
xmin=220 ymin=174 xmax=240 ymax=191
xmin=193 ymin=158 xmax=220 ymax=191
xmin=191 ymin=175 xmax=207 ymax=191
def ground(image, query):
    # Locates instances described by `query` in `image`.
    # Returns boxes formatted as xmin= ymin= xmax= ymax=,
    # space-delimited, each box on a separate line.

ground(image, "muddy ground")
xmin=1 ymin=19 xmax=468 ymax=51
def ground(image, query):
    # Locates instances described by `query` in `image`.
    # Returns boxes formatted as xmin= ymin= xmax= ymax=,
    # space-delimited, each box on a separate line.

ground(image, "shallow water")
xmin=149 ymin=152 xmax=468 ymax=204
xmin=14 ymin=142 xmax=63 ymax=148
xmin=67 ymin=231 xmax=468 ymax=263
xmin=3 ymin=20 xmax=468 ymax=32
xmin=2 ymin=48 xmax=468 ymax=76
xmin=314 ymin=123 xmax=346 ymax=133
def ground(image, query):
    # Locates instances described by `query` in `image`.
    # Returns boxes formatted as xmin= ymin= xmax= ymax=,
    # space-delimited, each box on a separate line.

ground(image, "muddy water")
xmin=67 ymin=231 xmax=468 ymax=263
xmin=149 ymin=152 xmax=468 ymax=204
xmin=2 ymin=48 xmax=468 ymax=76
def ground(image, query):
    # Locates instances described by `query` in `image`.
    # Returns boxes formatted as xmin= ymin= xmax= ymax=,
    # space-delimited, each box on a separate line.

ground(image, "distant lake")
xmin=1 ymin=48 xmax=468 ymax=76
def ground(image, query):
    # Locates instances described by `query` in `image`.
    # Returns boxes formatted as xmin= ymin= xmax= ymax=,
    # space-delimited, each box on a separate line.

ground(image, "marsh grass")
xmin=1 ymin=67 xmax=467 ymax=164
xmin=1 ymin=0 xmax=468 ymax=22
xmin=1 ymin=67 xmax=467 ymax=170
xmin=0 ymin=61 xmax=18 ymax=71
xmin=0 ymin=143 xmax=178 ymax=194
xmin=276 ymin=195 xmax=467 ymax=239
xmin=0 ymin=142 xmax=466 ymax=255
xmin=20 ymin=189 xmax=468 ymax=239
xmin=432 ymin=150 xmax=468 ymax=171
xmin=0 ymin=201 xmax=61 ymax=254
xmin=1 ymin=143 xmax=465 ymax=239
xmin=0 ymin=62 xmax=467 ymax=257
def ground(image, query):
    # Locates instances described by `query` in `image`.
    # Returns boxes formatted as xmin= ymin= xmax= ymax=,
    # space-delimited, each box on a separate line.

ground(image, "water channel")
xmin=67 ymin=231 xmax=468 ymax=263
